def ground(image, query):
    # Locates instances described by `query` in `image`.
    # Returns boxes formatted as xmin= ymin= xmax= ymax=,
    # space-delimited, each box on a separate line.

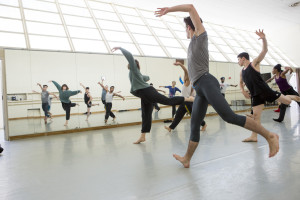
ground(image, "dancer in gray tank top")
xmin=155 ymin=4 xmax=279 ymax=167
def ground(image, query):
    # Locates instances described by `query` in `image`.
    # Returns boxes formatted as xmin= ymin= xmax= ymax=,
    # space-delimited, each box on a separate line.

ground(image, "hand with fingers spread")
xmin=256 ymin=29 xmax=265 ymax=40
xmin=111 ymin=47 xmax=121 ymax=52
xmin=155 ymin=7 xmax=169 ymax=17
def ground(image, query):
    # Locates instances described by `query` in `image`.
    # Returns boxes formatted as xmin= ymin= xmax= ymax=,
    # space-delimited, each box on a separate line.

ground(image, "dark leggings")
xmin=42 ymin=103 xmax=50 ymax=117
xmin=191 ymin=73 xmax=246 ymax=142
xmin=153 ymin=103 xmax=160 ymax=111
xmin=277 ymin=87 xmax=300 ymax=121
xmin=102 ymin=99 xmax=106 ymax=110
xmin=134 ymin=86 xmax=185 ymax=133
xmin=62 ymin=102 xmax=76 ymax=120
xmin=105 ymin=103 xmax=115 ymax=120
xmin=170 ymin=102 xmax=205 ymax=130
xmin=172 ymin=105 xmax=176 ymax=117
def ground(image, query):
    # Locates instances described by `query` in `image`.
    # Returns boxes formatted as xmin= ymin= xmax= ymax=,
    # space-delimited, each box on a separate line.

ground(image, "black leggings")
xmin=278 ymin=87 xmax=300 ymax=121
xmin=134 ymin=86 xmax=185 ymax=133
xmin=62 ymin=102 xmax=76 ymax=120
xmin=191 ymin=73 xmax=246 ymax=142
xmin=105 ymin=102 xmax=115 ymax=120
xmin=102 ymin=99 xmax=106 ymax=110
xmin=153 ymin=103 xmax=160 ymax=111
xmin=170 ymin=102 xmax=205 ymax=130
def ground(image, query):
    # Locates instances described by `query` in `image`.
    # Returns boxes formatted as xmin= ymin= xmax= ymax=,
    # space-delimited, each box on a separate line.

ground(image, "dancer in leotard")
xmin=49 ymin=81 xmax=81 ymax=126
xmin=165 ymin=62 xmax=207 ymax=132
xmin=155 ymin=5 xmax=281 ymax=168
xmin=266 ymin=65 xmax=300 ymax=122
xmin=98 ymin=82 xmax=125 ymax=124
xmin=80 ymin=83 xmax=99 ymax=121
xmin=159 ymin=81 xmax=181 ymax=117
xmin=33 ymin=83 xmax=58 ymax=124
xmin=111 ymin=47 xmax=194 ymax=144
xmin=150 ymin=83 xmax=166 ymax=111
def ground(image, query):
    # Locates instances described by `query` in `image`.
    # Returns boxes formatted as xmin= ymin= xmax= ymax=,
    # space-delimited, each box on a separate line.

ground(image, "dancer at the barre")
xmin=111 ymin=47 xmax=194 ymax=144
xmin=265 ymin=65 xmax=300 ymax=122
xmin=150 ymin=83 xmax=166 ymax=111
xmin=159 ymin=81 xmax=181 ymax=117
xmin=49 ymin=80 xmax=81 ymax=126
xmin=80 ymin=83 xmax=99 ymax=121
xmin=238 ymin=34 xmax=300 ymax=142
xmin=155 ymin=5 xmax=281 ymax=168
xmin=165 ymin=62 xmax=207 ymax=132
xmin=98 ymin=82 xmax=125 ymax=124
xmin=33 ymin=83 xmax=58 ymax=124
xmin=219 ymin=77 xmax=237 ymax=97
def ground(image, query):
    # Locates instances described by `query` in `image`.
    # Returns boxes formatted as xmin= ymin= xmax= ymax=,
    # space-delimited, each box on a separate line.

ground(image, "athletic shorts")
xmin=86 ymin=101 xmax=92 ymax=108
xmin=252 ymin=89 xmax=281 ymax=107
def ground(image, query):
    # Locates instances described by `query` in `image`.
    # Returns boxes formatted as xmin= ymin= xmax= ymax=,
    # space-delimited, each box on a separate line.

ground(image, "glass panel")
xmin=29 ymin=35 xmax=70 ymax=50
xmin=225 ymin=27 xmax=238 ymax=34
xmin=218 ymin=31 xmax=233 ymax=39
xmin=181 ymin=39 xmax=190 ymax=48
xmin=210 ymin=52 xmax=228 ymax=62
xmin=0 ymin=5 xmax=21 ymax=19
xmin=277 ymin=59 xmax=289 ymax=66
xmin=218 ymin=45 xmax=235 ymax=54
xmin=0 ymin=32 xmax=26 ymax=48
xmin=239 ymin=41 xmax=252 ymax=49
xmin=225 ymin=39 xmax=240 ymax=47
xmin=167 ymin=22 xmax=184 ymax=31
xmin=140 ymin=10 xmax=156 ymax=19
xmin=234 ymin=34 xmax=246 ymax=42
xmin=0 ymin=18 xmax=23 ymax=33
xmin=60 ymin=4 xmax=91 ymax=17
xmin=64 ymin=15 xmax=96 ymax=28
xmin=211 ymin=37 xmax=227 ymax=45
xmin=58 ymin=0 xmax=86 ymax=7
xmin=121 ymin=15 xmax=144 ymax=25
xmin=68 ymin=26 xmax=101 ymax=40
xmin=208 ymin=43 xmax=220 ymax=52
xmin=102 ymin=30 xmax=132 ymax=42
xmin=232 ymin=46 xmax=246 ymax=54
xmin=139 ymin=45 xmax=166 ymax=57
xmin=108 ymin=42 xmax=140 ymax=55
xmin=159 ymin=37 xmax=181 ymax=48
xmin=26 ymin=21 xmax=66 ymax=37
xmin=145 ymin=19 xmax=166 ymax=28
xmin=24 ymin=9 xmax=62 ymax=24
xmin=246 ymin=49 xmax=258 ymax=57
xmin=116 ymin=6 xmax=138 ymax=16
xmin=133 ymin=34 xmax=158 ymax=45
xmin=267 ymin=58 xmax=279 ymax=66
xmin=226 ymin=53 xmax=238 ymax=62
xmin=127 ymin=24 xmax=151 ymax=35
xmin=162 ymin=15 xmax=179 ymax=23
xmin=166 ymin=47 xmax=186 ymax=58
xmin=260 ymin=59 xmax=270 ymax=66
xmin=23 ymin=0 xmax=58 ymax=12
xmin=207 ymin=29 xmax=219 ymax=37
xmin=211 ymin=24 xmax=226 ymax=32
xmin=88 ymin=1 xmax=113 ymax=12
xmin=92 ymin=10 xmax=119 ymax=21
xmin=0 ymin=0 xmax=19 ymax=6
xmin=72 ymin=39 xmax=108 ymax=53
xmin=152 ymin=28 xmax=172 ymax=37
xmin=174 ymin=31 xmax=187 ymax=40
xmin=98 ymin=20 xmax=125 ymax=31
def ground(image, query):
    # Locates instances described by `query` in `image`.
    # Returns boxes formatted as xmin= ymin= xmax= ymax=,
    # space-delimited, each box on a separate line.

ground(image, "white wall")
xmin=0 ymin=60 xmax=3 ymax=128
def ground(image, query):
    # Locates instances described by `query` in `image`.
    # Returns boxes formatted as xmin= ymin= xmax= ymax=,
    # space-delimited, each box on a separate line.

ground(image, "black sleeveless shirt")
xmin=242 ymin=63 xmax=270 ymax=96
xmin=84 ymin=92 xmax=90 ymax=103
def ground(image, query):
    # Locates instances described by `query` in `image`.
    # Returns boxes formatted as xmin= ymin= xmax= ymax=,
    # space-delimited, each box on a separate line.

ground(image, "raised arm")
xmin=179 ymin=76 xmax=184 ymax=85
xmin=280 ymin=67 xmax=293 ymax=77
xmin=155 ymin=4 xmax=205 ymax=36
xmin=80 ymin=83 xmax=86 ymax=90
xmin=37 ymin=83 xmax=43 ymax=90
xmin=266 ymin=75 xmax=275 ymax=83
xmin=70 ymin=90 xmax=81 ymax=96
xmin=240 ymin=71 xmax=250 ymax=99
xmin=32 ymin=90 xmax=40 ymax=94
xmin=114 ymin=93 xmax=125 ymax=100
xmin=97 ymin=81 xmax=108 ymax=92
xmin=51 ymin=81 xmax=62 ymax=93
xmin=252 ymin=30 xmax=268 ymax=67
xmin=112 ymin=47 xmax=138 ymax=73
xmin=49 ymin=93 xmax=59 ymax=99
xmin=174 ymin=62 xmax=190 ymax=86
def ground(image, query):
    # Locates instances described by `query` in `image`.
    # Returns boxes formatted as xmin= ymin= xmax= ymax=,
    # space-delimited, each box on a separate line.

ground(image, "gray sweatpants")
xmin=191 ymin=73 xmax=246 ymax=142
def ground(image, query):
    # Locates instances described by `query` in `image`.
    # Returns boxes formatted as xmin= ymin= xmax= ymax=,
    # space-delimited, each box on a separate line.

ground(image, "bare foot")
xmin=242 ymin=136 xmax=258 ymax=142
xmin=133 ymin=137 xmax=146 ymax=144
xmin=267 ymin=133 xmax=279 ymax=157
xmin=201 ymin=124 xmax=207 ymax=131
xmin=246 ymin=114 xmax=254 ymax=118
xmin=173 ymin=154 xmax=190 ymax=168
xmin=164 ymin=126 xmax=171 ymax=133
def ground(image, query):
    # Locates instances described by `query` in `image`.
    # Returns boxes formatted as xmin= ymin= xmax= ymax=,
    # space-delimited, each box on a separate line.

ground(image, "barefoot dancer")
xmin=111 ymin=47 xmax=194 ymax=144
xmin=155 ymin=5 xmax=279 ymax=168
xmin=266 ymin=65 xmax=300 ymax=122
xmin=165 ymin=62 xmax=207 ymax=132
xmin=50 ymin=81 xmax=81 ymax=126
xmin=239 ymin=32 xmax=300 ymax=142
xmin=159 ymin=81 xmax=181 ymax=117
xmin=80 ymin=83 xmax=99 ymax=121
xmin=33 ymin=83 xmax=58 ymax=124
xmin=98 ymin=82 xmax=125 ymax=124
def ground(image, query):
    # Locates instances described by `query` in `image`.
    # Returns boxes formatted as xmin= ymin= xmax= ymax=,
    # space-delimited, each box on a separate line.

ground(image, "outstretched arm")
xmin=70 ymin=90 xmax=82 ymax=96
xmin=280 ymin=67 xmax=292 ymax=77
xmin=32 ymin=90 xmax=40 ymax=94
xmin=50 ymin=81 xmax=62 ymax=93
xmin=179 ymin=76 xmax=184 ymax=85
xmin=174 ymin=62 xmax=190 ymax=86
xmin=252 ymin=29 xmax=268 ymax=67
xmin=49 ymin=93 xmax=59 ymax=99
xmin=97 ymin=82 xmax=108 ymax=92
xmin=266 ymin=75 xmax=275 ymax=83
xmin=114 ymin=93 xmax=125 ymax=100
xmin=155 ymin=4 xmax=205 ymax=36
xmin=80 ymin=83 xmax=86 ymax=90
xmin=240 ymin=71 xmax=250 ymax=99
xmin=37 ymin=83 xmax=43 ymax=91
xmin=111 ymin=47 xmax=137 ymax=73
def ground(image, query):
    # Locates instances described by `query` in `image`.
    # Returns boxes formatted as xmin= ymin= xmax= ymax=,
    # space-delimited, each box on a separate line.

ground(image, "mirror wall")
xmin=4 ymin=49 xmax=274 ymax=138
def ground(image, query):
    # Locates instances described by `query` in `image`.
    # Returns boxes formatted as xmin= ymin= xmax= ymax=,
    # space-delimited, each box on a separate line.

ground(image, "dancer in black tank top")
xmin=238 ymin=30 xmax=300 ymax=143
xmin=80 ymin=83 xmax=99 ymax=121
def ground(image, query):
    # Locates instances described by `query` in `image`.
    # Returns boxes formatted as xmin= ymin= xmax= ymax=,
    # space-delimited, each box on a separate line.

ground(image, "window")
xmin=68 ymin=26 xmax=101 ymax=40
xmin=181 ymin=40 xmax=190 ymax=48
xmin=210 ymin=37 xmax=227 ymax=45
xmin=116 ymin=6 xmax=138 ymax=16
xmin=121 ymin=15 xmax=144 ymax=25
xmin=0 ymin=18 xmax=23 ymax=33
xmin=167 ymin=22 xmax=184 ymax=31
xmin=127 ymin=24 xmax=151 ymax=35
xmin=0 ymin=5 xmax=21 ymax=19
xmin=162 ymin=15 xmax=178 ymax=23
xmin=92 ymin=10 xmax=119 ymax=21
xmin=159 ymin=37 xmax=181 ymax=48
xmin=210 ymin=52 xmax=228 ymax=62
xmin=152 ymin=28 xmax=172 ymax=37
xmin=64 ymin=15 xmax=96 ymax=28
xmin=72 ymin=39 xmax=108 ymax=53
xmin=24 ymin=9 xmax=62 ymax=24
xmin=0 ymin=32 xmax=26 ymax=48
xmin=145 ymin=19 xmax=166 ymax=28
xmin=139 ymin=45 xmax=166 ymax=57
xmin=102 ymin=30 xmax=132 ymax=43
xmin=23 ymin=0 xmax=58 ymax=12
xmin=133 ymin=34 xmax=158 ymax=45
xmin=218 ymin=45 xmax=235 ymax=54
xmin=26 ymin=21 xmax=66 ymax=37
xmin=60 ymin=4 xmax=91 ymax=17
xmin=108 ymin=42 xmax=140 ymax=55
xmin=29 ymin=35 xmax=70 ymax=51
xmin=208 ymin=43 xmax=220 ymax=52
xmin=98 ymin=20 xmax=125 ymax=31
xmin=88 ymin=1 xmax=113 ymax=12
xmin=58 ymin=0 xmax=86 ymax=7
xmin=140 ymin=10 xmax=156 ymax=19
xmin=175 ymin=31 xmax=187 ymax=40
xmin=226 ymin=54 xmax=238 ymax=63
xmin=225 ymin=39 xmax=240 ymax=47
xmin=0 ymin=0 xmax=19 ymax=6
xmin=166 ymin=47 xmax=186 ymax=58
